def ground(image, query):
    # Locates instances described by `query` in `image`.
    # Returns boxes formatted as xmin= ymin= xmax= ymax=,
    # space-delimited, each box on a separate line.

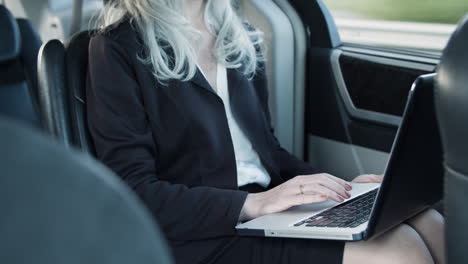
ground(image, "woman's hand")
xmin=239 ymin=174 xmax=352 ymax=221
xmin=352 ymin=174 xmax=384 ymax=183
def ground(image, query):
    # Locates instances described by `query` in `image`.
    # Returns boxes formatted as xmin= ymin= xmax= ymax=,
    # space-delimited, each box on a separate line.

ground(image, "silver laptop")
xmin=236 ymin=75 xmax=444 ymax=241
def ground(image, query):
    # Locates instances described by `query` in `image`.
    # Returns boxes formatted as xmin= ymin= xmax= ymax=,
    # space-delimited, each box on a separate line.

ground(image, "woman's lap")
xmin=211 ymin=236 xmax=345 ymax=264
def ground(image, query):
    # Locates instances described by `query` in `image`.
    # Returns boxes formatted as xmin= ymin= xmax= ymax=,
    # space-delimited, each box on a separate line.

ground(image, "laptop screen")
xmin=367 ymin=74 xmax=444 ymax=239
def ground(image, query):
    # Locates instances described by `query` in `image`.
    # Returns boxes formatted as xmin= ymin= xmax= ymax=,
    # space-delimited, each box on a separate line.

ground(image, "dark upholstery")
xmin=339 ymin=54 xmax=430 ymax=117
xmin=37 ymin=40 xmax=73 ymax=147
xmin=37 ymin=31 xmax=95 ymax=151
xmin=17 ymin=18 xmax=42 ymax=109
xmin=66 ymin=30 xmax=96 ymax=153
xmin=0 ymin=5 xmax=20 ymax=61
xmin=0 ymin=117 xmax=173 ymax=263
xmin=435 ymin=15 xmax=468 ymax=264
xmin=0 ymin=5 xmax=40 ymax=127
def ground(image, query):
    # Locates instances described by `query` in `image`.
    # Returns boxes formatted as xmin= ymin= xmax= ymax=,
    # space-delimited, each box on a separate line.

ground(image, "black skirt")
xmin=210 ymin=236 xmax=345 ymax=264
xmin=171 ymin=184 xmax=345 ymax=264
xmin=208 ymin=184 xmax=345 ymax=264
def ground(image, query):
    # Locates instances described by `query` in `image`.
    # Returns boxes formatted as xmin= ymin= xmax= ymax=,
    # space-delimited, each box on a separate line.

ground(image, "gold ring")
xmin=299 ymin=184 xmax=304 ymax=195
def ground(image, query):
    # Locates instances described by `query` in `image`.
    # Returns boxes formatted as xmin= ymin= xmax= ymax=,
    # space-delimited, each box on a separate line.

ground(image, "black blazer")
xmin=86 ymin=21 xmax=319 ymax=261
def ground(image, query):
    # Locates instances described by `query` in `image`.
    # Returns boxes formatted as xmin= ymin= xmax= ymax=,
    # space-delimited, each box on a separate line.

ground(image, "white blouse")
xmin=198 ymin=63 xmax=272 ymax=188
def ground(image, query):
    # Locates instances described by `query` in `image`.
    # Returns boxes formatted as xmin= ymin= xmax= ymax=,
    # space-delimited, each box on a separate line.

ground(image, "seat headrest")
xmin=0 ymin=5 xmax=21 ymax=62
xmin=436 ymin=15 xmax=468 ymax=169
xmin=438 ymin=15 xmax=468 ymax=84
xmin=0 ymin=117 xmax=173 ymax=263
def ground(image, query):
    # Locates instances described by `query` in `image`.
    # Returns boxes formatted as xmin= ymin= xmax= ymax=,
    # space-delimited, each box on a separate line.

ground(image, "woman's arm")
xmin=87 ymin=35 xmax=247 ymax=241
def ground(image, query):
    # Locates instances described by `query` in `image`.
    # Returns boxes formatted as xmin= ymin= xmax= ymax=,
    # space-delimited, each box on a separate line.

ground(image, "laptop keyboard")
xmin=293 ymin=188 xmax=378 ymax=228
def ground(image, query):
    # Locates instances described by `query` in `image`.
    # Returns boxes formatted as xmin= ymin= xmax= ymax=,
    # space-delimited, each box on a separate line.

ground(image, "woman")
xmin=87 ymin=0 xmax=444 ymax=263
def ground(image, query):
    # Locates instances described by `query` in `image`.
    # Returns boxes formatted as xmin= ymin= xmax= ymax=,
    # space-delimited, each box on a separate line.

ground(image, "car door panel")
xmin=290 ymin=0 xmax=437 ymax=180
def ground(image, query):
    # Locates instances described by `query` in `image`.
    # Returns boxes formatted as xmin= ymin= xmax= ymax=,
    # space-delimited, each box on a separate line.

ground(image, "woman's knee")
xmin=343 ymin=224 xmax=433 ymax=264
xmin=407 ymin=209 xmax=444 ymax=230
xmin=389 ymin=224 xmax=433 ymax=262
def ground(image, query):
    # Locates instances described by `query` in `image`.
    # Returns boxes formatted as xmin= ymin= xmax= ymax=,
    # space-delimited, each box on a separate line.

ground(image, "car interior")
xmin=0 ymin=0 xmax=467 ymax=263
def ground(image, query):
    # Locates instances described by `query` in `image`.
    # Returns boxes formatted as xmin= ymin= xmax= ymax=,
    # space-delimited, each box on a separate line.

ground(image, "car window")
xmin=322 ymin=0 xmax=468 ymax=55
xmin=49 ymin=0 xmax=73 ymax=12
xmin=49 ymin=0 xmax=100 ymax=12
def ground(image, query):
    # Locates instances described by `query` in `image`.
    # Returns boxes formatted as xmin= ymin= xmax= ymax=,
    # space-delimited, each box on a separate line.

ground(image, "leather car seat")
xmin=37 ymin=40 xmax=73 ymax=147
xmin=0 ymin=5 xmax=41 ymax=127
xmin=37 ymin=30 xmax=95 ymax=151
xmin=66 ymin=30 xmax=96 ymax=153
xmin=435 ymin=15 xmax=468 ymax=264
xmin=0 ymin=117 xmax=173 ymax=264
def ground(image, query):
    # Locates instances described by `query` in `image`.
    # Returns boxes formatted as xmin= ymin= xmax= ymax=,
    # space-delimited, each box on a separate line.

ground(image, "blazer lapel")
xmin=227 ymin=69 xmax=263 ymax=147
xmin=227 ymin=68 xmax=278 ymax=176
xmin=190 ymin=68 xmax=217 ymax=94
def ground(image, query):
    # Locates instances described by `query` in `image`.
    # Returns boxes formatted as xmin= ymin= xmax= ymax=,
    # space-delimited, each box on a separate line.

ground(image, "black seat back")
xmin=37 ymin=31 xmax=95 ymax=150
xmin=0 ymin=118 xmax=173 ymax=264
xmin=37 ymin=40 xmax=73 ymax=147
xmin=435 ymin=15 xmax=468 ymax=264
xmin=0 ymin=5 xmax=40 ymax=127
xmin=16 ymin=18 xmax=42 ymax=106
xmin=66 ymin=30 xmax=96 ymax=153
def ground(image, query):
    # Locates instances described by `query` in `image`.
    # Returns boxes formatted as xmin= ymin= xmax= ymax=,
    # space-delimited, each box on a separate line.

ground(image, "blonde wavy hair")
xmin=95 ymin=0 xmax=264 ymax=82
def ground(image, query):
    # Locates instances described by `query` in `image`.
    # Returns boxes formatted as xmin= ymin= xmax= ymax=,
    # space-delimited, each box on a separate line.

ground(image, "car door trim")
xmin=341 ymin=46 xmax=440 ymax=65
xmin=341 ymin=50 xmax=437 ymax=72
xmin=330 ymin=49 xmax=402 ymax=126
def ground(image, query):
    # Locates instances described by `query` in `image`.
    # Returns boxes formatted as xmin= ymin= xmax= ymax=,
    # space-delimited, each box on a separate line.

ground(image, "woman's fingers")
xmin=249 ymin=174 xmax=353 ymax=218
xmin=295 ymin=174 xmax=350 ymax=201
xmin=370 ymin=174 xmax=384 ymax=182
xmin=293 ymin=193 xmax=329 ymax=206
xmin=318 ymin=175 xmax=351 ymax=198
xmin=306 ymin=185 xmax=345 ymax=203
xmin=353 ymin=174 xmax=384 ymax=183
xmin=300 ymin=173 xmax=352 ymax=191
xmin=301 ymin=179 xmax=349 ymax=201
xmin=326 ymin=174 xmax=353 ymax=191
